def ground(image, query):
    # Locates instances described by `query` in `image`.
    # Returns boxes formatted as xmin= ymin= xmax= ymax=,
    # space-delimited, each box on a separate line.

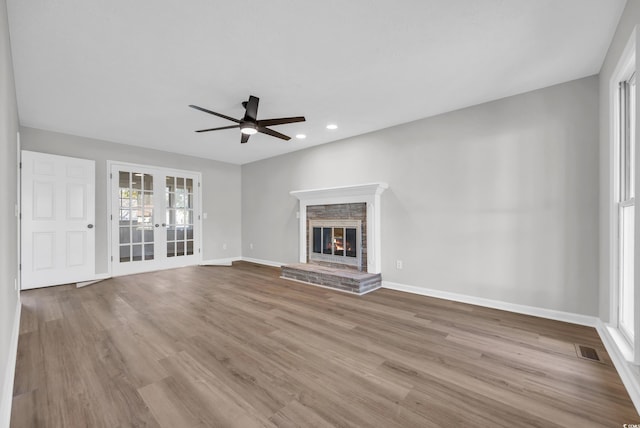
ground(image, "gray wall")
xmin=243 ymin=76 xmax=600 ymax=315
xmin=0 ymin=0 xmax=20 ymax=419
xmin=598 ymin=0 xmax=640 ymax=322
xmin=21 ymin=127 xmax=242 ymax=273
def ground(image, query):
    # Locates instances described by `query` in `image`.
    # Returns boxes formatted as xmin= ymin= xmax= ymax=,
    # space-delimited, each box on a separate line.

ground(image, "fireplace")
xmin=305 ymin=201 xmax=367 ymax=271
xmin=284 ymin=183 xmax=388 ymax=294
xmin=291 ymin=183 xmax=387 ymax=273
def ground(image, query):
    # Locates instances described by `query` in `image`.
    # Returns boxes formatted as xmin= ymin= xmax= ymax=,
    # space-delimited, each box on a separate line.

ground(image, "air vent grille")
xmin=575 ymin=344 xmax=601 ymax=362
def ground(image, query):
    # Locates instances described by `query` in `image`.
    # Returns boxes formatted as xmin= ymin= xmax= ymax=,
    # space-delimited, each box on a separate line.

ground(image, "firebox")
xmin=308 ymin=219 xmax=361 ymax=269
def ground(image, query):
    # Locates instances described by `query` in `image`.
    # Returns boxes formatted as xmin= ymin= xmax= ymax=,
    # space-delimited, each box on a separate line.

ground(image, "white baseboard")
xmin=596 ymin=321 xmax=640 ymax=414
xmin=200 ymin=257 xmax=242 ymax=267
xmin=1 ymin=298 xmax=21 ymax=428
xmin=76 ymin=273 xmax=111 ymax=288
xmin=382 ymin=281 xmax=599 ymax=327
xmin=241 ymin=257 xmax=287 ymax=268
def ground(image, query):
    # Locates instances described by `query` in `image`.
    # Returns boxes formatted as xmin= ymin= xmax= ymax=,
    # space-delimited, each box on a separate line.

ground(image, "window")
xmin=611 ymin=29 xmax=638 ymax=363
xmin=618 ymin=71 xmax=636 ymax=345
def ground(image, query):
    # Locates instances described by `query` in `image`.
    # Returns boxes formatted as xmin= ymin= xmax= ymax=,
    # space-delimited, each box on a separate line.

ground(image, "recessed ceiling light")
xmin=326 ymin=124 xmax=338 ymax=130
xmin=296 ymin=134 xmax=306 ymax=139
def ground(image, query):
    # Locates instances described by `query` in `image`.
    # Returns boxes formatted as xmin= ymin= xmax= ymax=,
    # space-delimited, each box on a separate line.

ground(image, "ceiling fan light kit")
xmin=240 ymin=123 xmax=258 ymax=135
xmin=189 ymin=95 xmax=305 ymax=144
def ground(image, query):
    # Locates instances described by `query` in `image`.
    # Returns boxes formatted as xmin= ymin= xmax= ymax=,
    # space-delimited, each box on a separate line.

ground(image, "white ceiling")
xmin=7 ymin=0 xmax=626 ymax=165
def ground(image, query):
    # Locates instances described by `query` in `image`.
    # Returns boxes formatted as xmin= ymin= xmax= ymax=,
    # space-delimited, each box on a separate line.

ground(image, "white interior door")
xmin=21 ymin=151 xmax=96 ymax=289
xmin=111 ymin=164 xmax=200 ymax=276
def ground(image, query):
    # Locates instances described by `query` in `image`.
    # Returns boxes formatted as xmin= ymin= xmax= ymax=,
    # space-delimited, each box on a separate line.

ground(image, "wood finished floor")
xmin=11 ymin=261 xmax=640 ymax=427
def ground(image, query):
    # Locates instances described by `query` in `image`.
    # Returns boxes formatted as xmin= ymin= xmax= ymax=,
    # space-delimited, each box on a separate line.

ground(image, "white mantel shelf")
xmin=290 ymin=182 xmax=389 ymax=202
xmin=290 ymin=182 xmax=388 ymax=274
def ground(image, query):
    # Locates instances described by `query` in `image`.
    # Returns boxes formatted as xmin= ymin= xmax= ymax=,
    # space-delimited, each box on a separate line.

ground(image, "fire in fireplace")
xmin=309 ymin=220 xmax=361 ymax=269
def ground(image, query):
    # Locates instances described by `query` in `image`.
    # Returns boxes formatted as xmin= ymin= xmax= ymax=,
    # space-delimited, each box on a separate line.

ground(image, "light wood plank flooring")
xmin=11 ymin=261 xmax=640 ymax=427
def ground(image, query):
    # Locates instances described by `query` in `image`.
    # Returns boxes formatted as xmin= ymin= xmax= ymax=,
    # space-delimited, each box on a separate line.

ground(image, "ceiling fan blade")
xmin=243 ymin=95 xmax=259 ymax=122
xmin=258 ymin=126 xmax=291 ymax=141
xmin=189 ymin=105 xmax=240 ymax=124
xmin=257 ymin=116 xmax=306 ymax=127
xmin=195 ymin=125 xmax=239 ymax=133
xmin=241 ymin=133 xmax=250 ymax=144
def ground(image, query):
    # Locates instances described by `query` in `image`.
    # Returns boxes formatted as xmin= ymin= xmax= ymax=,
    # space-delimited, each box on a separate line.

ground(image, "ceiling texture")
xmin=7 ymin=0 xmax=627 ymax=165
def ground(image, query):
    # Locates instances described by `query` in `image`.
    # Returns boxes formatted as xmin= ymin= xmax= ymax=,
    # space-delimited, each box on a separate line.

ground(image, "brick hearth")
xmin=281 ymin=263 xmax=382 ymax=295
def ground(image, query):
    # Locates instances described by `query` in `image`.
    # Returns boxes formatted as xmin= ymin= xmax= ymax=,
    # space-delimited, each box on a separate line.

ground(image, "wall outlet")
xmin=396 ymin=260 xmax=403 ymax=269
xmin=222 ymin=243 xmax=227 ymax=250
xmin=249 ymin=243 xmax=254 ymax=250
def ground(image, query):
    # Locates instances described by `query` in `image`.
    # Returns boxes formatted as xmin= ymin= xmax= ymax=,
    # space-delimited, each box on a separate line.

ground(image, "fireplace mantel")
xmin=290 ymin=183 xmax=388 ymax=274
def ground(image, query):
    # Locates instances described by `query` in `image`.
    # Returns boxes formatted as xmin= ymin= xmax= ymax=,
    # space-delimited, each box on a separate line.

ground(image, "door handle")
xmin=87 ymin=224 xmax=94 ymax=229
xmin=162 ymin=223 xmax=166 ymax=227
xmin=155 ymin=224 xmax=160 ymax=228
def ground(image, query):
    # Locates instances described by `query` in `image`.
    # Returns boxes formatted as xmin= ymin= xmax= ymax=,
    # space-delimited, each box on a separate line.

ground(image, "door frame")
xmin=107 ymin=160 xmax=203 ymax=277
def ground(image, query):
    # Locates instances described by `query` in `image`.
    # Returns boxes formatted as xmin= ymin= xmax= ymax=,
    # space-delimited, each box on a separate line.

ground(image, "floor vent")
xmin=575 ymin=344 xmax=601 ymax=362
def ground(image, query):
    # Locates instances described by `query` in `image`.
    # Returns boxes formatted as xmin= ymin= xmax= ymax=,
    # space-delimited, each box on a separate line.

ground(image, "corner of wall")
xmin=0 ymin=299 xmax=21 ymax=428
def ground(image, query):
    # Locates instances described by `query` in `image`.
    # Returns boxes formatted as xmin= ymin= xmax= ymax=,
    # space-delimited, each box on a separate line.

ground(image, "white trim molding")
xmin=1 ymin=299 xmax=21 ymax=428
xmin=382 ymin=281 xmax=599 ymax=327
xmin=290 ymin=183 xmax=388 ymax=274
xmin=597 ymin=320 xmax=640 ymax=414
xmin=607 ymin=25 xmax=640 ymax=365
xmin=200 ymin=257 xmax=242 ymax=267
xmin=76 ymin=273 xmax=111 ymax=288
xmin=241 ymin=257 xmax=287 ymax=268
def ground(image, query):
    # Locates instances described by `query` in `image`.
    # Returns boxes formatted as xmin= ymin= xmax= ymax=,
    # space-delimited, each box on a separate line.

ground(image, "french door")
xmin=111 ymin=163 xmax=201 ymax=276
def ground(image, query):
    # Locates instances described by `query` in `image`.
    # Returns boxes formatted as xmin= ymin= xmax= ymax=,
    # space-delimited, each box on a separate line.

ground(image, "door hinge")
xmin=199 ymin=248 xmax=201 ymax=253
xmin=110 ymin=173 xmax=113 ymax=179
xmin=19 ymin=264 xmax=21 ymax=270
xmin=111 ymin=256 xmax=113 ymax=262
xmin=19 ymin=162 xmax=22 ymax=169
xmin=198 ymin=215 xmax=201 ymax=220
xmin=110 ymin=214 xmax=113 ymax=220
xmin=198 ymin=182 xmax=201 ymax=188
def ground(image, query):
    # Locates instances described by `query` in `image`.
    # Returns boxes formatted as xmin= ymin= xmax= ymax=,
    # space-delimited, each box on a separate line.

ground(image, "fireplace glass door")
xmin=309 ymin=220 xmax=361 ymax=268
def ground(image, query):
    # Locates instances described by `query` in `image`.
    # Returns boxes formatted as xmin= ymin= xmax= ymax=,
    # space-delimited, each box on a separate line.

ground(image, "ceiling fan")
xmin=189 ymin=95 xmax=305 ymax=144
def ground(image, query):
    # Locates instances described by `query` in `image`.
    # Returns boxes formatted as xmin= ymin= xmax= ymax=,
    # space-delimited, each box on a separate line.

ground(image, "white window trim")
xmin=609 ymin=26 xmax=639 ymax=364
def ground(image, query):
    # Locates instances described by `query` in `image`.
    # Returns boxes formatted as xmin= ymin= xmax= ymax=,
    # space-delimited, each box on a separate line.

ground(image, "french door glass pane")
xmin=620 ymin=205 xmax=635 ymax=342
xmin=165 ymin=175 xmax=195 ymax=258
xmin=118 ymin=171 xmax=154 ymax=262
